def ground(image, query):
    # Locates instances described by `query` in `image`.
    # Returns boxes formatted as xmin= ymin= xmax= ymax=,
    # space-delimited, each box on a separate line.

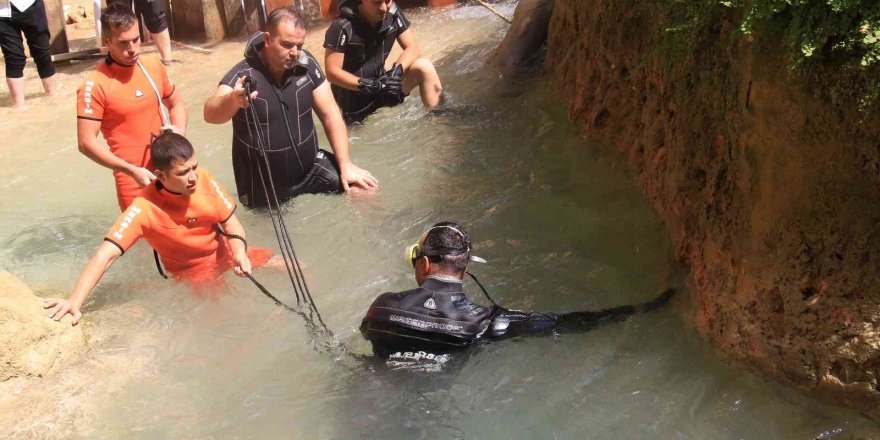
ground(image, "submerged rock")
xmin=0 ymin=271 xmax=84 ymax=382
xmin=492 ymin=0 xmax=554 ymax=69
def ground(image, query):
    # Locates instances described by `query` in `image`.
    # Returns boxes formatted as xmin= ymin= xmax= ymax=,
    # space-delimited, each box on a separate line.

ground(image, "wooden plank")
xmin=201 ymin=0 xmax=225 ymax=40
xmin=221 ymin=0 xmax=261 ymax=36
xmin=43 ymin=0 xmax=69 ymax=54
xmin=320 ymin=0 xmax=334 ymax=17
xmin=246 ymin=0 xmax=263 ymax=30
xmin=264 ymin=0 xmax=288 ymax=15
xmin=51 ymin=47 xmax=100 ymax=62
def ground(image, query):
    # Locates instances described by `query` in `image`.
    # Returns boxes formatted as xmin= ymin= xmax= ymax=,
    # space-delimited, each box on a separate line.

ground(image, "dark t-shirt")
xmin=220 ymin=34 xmax=327 ymax=207
xmin=323 ymin=6 xmax=410 ymax=122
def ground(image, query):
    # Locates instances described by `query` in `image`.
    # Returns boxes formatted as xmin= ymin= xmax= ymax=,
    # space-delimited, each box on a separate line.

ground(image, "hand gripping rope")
xmin=236 ymin=75 xmax=330 ymax=335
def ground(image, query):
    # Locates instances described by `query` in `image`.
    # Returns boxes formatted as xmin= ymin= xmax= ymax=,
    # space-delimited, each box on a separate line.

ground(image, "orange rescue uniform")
xmin=76 ymin=56 xmax=174 ymax=211
xmin=103 ymin=167 xmax=271 ymax=283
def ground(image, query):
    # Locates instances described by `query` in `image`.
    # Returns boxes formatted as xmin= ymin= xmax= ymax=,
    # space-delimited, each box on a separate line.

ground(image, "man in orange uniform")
xmin=76 ymin=4 xmax=187 ymax=211
xmin=43 ymin=132 xmax=271 ymax=325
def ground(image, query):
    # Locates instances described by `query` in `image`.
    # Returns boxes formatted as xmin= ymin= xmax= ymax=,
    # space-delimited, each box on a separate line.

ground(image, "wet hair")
xmin=264 ymin=7 xmax=307 ymax=34
xmin=421 ymin=221 xmax=470 ymax=272
xmin=150 ymin=131 xmax=194 ymax=170
xmin=101 ymin=4 xmax=138 ymax=37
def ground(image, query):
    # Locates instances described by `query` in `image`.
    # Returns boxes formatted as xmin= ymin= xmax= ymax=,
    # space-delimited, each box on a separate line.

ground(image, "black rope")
xmin=154 ymin=250 xmax=169 ymax=279
xmin=245 ymin=272 xmax=297 ymax=312
xmin=240 ymin=76 xmax=329 ymax=333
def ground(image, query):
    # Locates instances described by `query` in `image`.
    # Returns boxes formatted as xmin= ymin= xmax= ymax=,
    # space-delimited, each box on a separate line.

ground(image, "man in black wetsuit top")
xmin=204 ymin=6 xmax=378 ymax=208
xmin=361 ymin=222 xmax=677 ymax=358
xmin=323 ymin=0 xmax=443 ymax=123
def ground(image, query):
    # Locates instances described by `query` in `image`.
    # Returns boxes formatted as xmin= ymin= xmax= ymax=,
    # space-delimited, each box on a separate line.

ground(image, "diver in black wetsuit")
xmin=323 ymin=0 xmax=443 ymax=123
xmin=361 ymin=222 xmax=677 ymax=358
xmin=204 ymin=7 xmax=378 ymax=208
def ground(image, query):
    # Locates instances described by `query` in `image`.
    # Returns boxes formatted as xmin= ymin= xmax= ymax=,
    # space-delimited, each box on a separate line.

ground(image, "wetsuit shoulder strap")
xmin=136 ymin=60 xmax=170 ymax=126
xmin=154 ymin=249 xmax=169 ymax=279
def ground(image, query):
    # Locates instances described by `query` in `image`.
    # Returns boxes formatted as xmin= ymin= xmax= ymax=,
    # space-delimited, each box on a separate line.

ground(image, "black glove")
xmin=358 ymin=78 xmax=383 ymax=95
xmin=379 ymin=63 xmax=405 ymax=107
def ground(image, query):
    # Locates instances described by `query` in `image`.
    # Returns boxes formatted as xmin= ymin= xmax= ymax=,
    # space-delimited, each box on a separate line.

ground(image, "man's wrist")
xmin=232 ymin=244 xmax=248 ymax=256
xmin=118 ymin=163 xmax=137 ymax=175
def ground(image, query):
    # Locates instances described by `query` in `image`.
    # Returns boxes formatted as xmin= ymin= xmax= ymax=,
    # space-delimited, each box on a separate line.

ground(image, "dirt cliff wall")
xmin=545 ymin=0 xmax=880 ymax=417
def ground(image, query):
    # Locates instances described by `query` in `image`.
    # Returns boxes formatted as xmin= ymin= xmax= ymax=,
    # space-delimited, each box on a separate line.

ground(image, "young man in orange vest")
xmin=44 ymin=132 xmax=272 ymax=325
xmin=76 ymin=4 xmax=187 ymax=211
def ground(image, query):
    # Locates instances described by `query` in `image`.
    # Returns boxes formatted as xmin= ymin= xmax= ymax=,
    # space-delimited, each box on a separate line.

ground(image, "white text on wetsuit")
xmin=210 ymin=179 xmax=233 ymax=210
xmin=390 ymin=315 xmax=464 ymax=332
xmin=113 ymin=205 xmax=142 ymax=240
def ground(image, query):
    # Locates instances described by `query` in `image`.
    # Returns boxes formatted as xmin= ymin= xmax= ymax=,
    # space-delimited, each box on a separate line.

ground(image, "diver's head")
xmin=261 ymin=7 xmax=307 ymax=72
xmin=354 ymin=0 xmax=393 ymax=27
xmin=101 ymin=4 xmax=140 ymax=66
xmin=408 ymin=222 xmax=486 ymax=285
xmin=151 ymin=131 xmax=198 ymax=196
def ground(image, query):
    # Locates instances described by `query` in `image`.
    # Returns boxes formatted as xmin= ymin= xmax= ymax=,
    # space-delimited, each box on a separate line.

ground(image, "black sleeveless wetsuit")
xmin=323 ymin=3 xmax=410 ymax=123
xmin=220 ymin=33 xmax=342 ymax=208
xmin=361 ymin=277 xmax=677 ymax=358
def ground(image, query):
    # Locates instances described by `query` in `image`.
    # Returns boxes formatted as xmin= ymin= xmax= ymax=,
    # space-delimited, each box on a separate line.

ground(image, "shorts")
xmin=172 ymin=246 xmax=273 ymax=286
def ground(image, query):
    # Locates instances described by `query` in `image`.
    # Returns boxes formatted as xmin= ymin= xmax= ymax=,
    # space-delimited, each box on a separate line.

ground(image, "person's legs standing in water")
xmin=0 ymin=0 xmax=57 ymax=107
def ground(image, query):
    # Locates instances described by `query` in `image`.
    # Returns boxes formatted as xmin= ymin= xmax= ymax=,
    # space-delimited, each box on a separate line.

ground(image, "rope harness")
xmin=153 ymin=75 xmax=331 ymax=340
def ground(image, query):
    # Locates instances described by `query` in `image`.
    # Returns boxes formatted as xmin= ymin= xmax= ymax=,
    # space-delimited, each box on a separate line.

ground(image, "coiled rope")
xmin=238 ymin=75 xmax=330 ymax=335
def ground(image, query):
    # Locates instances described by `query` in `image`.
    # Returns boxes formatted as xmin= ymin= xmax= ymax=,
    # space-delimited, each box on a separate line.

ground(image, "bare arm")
xmin=163 ymin=88 xmax=188 ymax=136
xmin=221 ymin=213 xmax=251 ymax=276
xmin=394 ymin=30 xmax=421 ymax=71
xmin=204 ymin=79 xmax=258 ymax=124
xmin=43 ymin=241 xmax=122 ymax=325
xmin=77 ymin=118 xmax=156 ymax=186
xmin=312 ymin=81 xmax=378 ymax=191
xmin=324 ymin=49 xmax=362 ymax=92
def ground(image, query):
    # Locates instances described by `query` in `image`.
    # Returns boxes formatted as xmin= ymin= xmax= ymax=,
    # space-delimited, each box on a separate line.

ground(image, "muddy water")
xmin=1 ymin=2 xmax=878 ymax=438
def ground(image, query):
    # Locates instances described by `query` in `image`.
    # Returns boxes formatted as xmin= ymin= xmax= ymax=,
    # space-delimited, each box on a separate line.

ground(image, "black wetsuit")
xmin=361 ymin=277 xmax=676 ymax=358
xmin=220 ymin=33 xmax=342 ymax=208
xmin=323 ymin=3 xmax=410 ymax=123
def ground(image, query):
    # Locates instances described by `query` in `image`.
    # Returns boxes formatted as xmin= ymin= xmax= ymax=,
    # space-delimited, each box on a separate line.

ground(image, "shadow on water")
xmin=2 ymin=215 xmax=105 ymax=262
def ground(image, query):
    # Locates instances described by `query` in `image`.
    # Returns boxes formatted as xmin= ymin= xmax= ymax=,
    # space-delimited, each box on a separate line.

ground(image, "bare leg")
xmin=403 ymin=57 xmax=443 ymax=109
xmin=151 ymin=29 xmax=173 ymax=63
xmin=6 ymin=77 xmax=25 ymax=107
xmin=41 ymin=75 xmax=57 ymax=96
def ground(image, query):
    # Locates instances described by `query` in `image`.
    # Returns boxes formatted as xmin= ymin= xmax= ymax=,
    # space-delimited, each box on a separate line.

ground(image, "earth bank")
xmin=543 ymin=0 xmax=880 ymax=418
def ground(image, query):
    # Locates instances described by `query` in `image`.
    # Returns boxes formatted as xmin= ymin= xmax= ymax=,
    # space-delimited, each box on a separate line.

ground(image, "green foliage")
xmin=741 ymin=0 xmax=880 ymax=67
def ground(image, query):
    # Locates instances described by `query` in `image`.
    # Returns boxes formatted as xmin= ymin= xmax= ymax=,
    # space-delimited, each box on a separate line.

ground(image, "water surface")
xmin=1 ymin=2 xmax=878 ymax=438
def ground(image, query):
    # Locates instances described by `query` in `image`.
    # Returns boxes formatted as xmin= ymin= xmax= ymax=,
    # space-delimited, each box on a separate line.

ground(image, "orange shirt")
xmin=104 ymin=168 xmax=241 ymax=278
xmin=76 ymin=56 xmax=174 ymax=210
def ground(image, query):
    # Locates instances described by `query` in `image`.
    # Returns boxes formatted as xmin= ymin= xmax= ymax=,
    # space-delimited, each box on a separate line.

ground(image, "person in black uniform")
xmin=0 ymin=0 xmax=56 ymax=107
xmin=204 ymin=6 xmax=378 ymax=208
xmin=361 ymin=222 xmax=677 ymax=358
xmin=323 ymin=0 xmax=443 ymax=123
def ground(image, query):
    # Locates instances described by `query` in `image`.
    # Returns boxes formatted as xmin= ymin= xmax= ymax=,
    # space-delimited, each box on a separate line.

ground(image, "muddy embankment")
xmin=505 ymin=0 xmax=880 ymax=419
